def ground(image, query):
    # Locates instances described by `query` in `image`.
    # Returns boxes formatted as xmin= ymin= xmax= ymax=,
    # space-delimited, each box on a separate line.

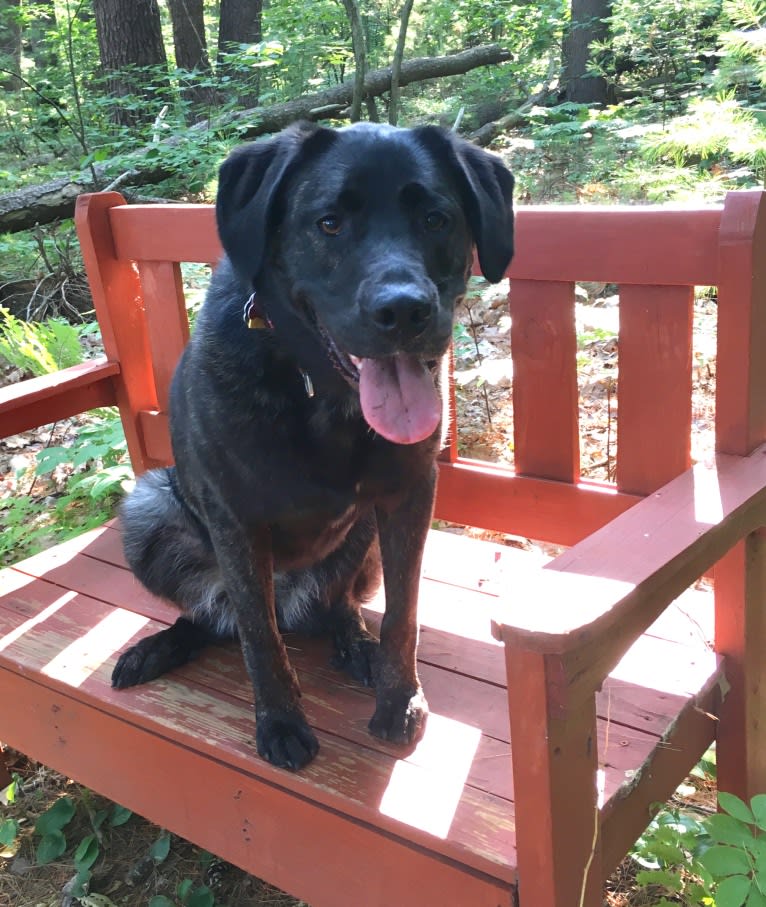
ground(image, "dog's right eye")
xmin=318 ymin=215 xmax=342 ymax=236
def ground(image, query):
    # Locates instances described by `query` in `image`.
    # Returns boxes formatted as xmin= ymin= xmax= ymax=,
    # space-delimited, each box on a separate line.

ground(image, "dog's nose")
xmin=369 ymin=286 xmax=434 ymax=342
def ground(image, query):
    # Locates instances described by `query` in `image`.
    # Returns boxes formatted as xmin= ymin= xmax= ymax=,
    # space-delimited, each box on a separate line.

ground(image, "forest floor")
xmin=0 ymin=244 xmax=721 ymax=905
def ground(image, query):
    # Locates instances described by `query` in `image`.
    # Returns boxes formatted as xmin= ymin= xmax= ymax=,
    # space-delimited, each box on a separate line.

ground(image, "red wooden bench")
xmin=1 ymin=188 xmax=765 ymax=907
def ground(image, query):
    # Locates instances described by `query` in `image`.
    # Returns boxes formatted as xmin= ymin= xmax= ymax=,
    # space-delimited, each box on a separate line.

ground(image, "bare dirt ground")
xmin=0 ymin=276 xmax=720 ymax=906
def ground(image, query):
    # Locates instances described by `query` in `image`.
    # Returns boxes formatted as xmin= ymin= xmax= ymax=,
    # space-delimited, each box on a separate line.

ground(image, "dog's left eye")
xmin=425 ymin=211 xmax=448 ymax=231
xmin=318 ymin=215 xmax=342 ymax=235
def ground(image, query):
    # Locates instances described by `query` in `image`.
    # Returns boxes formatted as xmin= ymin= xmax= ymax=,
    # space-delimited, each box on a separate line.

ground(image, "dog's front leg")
xmin=368 ymin=468 xmax=434 ymax=745
xmin=211 ymin=522 xmax=319 ymax=770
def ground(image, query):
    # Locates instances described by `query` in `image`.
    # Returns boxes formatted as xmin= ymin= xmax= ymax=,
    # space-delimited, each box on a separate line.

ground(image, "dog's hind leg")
xmin=112 ymin=468 xmax=235 ymax=689
xmin=326 ymin=533 xmax=382 ymax=687
xmin=313 ymin=511 xmax=383 ymax=687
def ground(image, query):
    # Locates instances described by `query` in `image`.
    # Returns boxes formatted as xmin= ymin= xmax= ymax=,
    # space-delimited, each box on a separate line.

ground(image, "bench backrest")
xmin=74 ymin=189 xmax=766 ymax=548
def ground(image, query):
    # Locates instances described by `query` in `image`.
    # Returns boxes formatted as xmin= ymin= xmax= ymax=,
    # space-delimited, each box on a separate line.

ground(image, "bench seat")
xmin=0 ymin=524 xmax=721 ymax=907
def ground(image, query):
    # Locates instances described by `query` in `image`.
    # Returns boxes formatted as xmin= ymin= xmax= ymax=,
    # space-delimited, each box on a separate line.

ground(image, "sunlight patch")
xmin=41 ymin=609 xmax=149 ymax=688
xmin=378 ymin=713 xmax=481 ymax=838
xmin=0 ymin=592 xmax=76 ymax=654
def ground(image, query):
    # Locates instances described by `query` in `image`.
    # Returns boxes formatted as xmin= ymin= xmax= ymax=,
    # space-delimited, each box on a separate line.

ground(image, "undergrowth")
xmin=0 ymin=309 xmax=132 ymax=565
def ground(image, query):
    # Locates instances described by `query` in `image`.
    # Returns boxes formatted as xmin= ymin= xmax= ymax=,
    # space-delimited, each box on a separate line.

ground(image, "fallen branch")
xmin=0 ymin=44 xmax=511 ymax=234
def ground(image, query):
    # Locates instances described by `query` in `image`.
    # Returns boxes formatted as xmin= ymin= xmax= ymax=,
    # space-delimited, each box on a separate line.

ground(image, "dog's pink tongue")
xmin=359 ymin=354 xmax=440 ymax=444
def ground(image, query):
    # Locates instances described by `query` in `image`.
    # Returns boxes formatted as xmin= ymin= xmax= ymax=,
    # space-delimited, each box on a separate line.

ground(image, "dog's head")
xmin=216 ymin=122 xmax=514 ymax=444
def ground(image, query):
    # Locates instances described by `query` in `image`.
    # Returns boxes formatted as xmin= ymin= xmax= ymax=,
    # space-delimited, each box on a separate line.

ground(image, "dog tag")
xmin=300 ymin=370 xmax=315 ymax=398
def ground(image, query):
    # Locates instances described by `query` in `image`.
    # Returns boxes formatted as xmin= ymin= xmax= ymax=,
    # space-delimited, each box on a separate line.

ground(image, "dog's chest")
xmin=305 ymin=400 xmax=433 ymax=501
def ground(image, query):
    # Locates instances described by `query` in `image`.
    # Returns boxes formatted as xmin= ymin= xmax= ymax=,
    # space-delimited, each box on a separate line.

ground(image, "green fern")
xmin=0 ymin=306 xmax=85 ymax=377
xmin=644 ymin=96 xmax=766 ymax=180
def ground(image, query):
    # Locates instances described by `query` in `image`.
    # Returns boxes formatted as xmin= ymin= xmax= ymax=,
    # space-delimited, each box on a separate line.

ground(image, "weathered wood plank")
xmin=510 ymin=280 xmax=579 ymax=482
xmin=136 ymin=260 xmax=190 ymax=412
xmin=0 ymin=359 xmax=119 ymax=437
xmin=617 ymin=285 xmax=693 ymax=495
xmin=503 ymin=206 xmax=721 ymax=285
xmin=716 ymin=190 xmax=766 ymax=456
xmin=0 ymin=581 xmax=517 ymax=880
xmin=0 ymin=527 xmax=721 ymax=815
xmin=493 ymin=445 xmax=766 ymax=668
xmin=109 ymin=204 xmax=221 ymax=264
xmin=110 ymin=202 xmax=721 ymax=285
xmin=74 ymin=193 xmax=159 ymax=473
xmin=600 ymin=668 xmax=722 ymax=873
xmin=1 ymin=668 xmax=514 ymax=907
xmin=714 ymin=532 xmax=766 ymax=801
xmin=435 ymin=460 xmax=642 ymax=546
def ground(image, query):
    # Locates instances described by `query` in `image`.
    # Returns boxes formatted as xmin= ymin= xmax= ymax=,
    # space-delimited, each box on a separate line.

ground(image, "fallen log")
xmin=0 ymin=44 xmax=510 ymax=234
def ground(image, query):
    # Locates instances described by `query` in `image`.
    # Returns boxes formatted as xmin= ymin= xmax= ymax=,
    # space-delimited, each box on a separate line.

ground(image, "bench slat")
xmin=0 ymin=359 xmax=119 ymax=436
xmin=617 ymin=284 xmax=693 ymax=494
xmin=1 ymin=668 xmax=513 ymax=907
xmin=0 ymin=578 xmax=517 ymax=881
xmin=510 ymin=280 xmax=579 ymax=481
xmin=0 ymin=524 xmax=720 ymax=853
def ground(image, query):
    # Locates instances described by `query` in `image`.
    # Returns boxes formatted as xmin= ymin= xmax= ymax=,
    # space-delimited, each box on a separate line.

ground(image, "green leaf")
xmin=35 ymin=796 xmax=75 ymax=835
xmin=5 ymin=777 xmax=17 ymax=804
xmin=109 ymin=804 xmax=133 ymax=827
xmin=150 ymin=832 xmax=171 ymax=863
xmin=177 ymin=878 xmax=193 ymax=901
xmin=74 ymin=834 xmax=99 ymax=871
xmin=71 ymin=867 xmax=91 ymax=898
xmin=36 ymin=830 xmax=67 ymax=865
xmin=646 ymin=839 xmax=687 ymax=865
xmin=92 ymin=808 xmax=109 ymax=831
xmin=635 ymin=867 xmax=684 ymax=890
xmin=0 ymin=818 xmax=18 ymax=846
xmin=746 ymin=885 xmax=766 ymax=906
xmin=752 ymin=795 xmax=766 ymax=831
xmin=720 ymin=793 xmax=756 ymax=825
xmin=707 ymin=814 xmax=757 ymax=848
xmin=35 ymin=446 xmax=74 ymax=476
xmin=148 ymin=898 xmax=176 ymax=907
xmin=702 ymin=844 xmax=753 ymax=878
xmin=716 ymin=874 xmax=754 ymax=907
xmin=186 ymin=885 xmax=215 ymax=907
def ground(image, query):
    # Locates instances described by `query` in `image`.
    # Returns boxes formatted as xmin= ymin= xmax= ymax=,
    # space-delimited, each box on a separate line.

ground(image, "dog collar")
xmin=243 ymin=292 xmax=273 ymax=330
xmin=242 ymin=292 xmax=315 ymax=398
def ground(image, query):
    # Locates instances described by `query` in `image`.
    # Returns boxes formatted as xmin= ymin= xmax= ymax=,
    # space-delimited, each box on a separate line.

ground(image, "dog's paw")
xmin=368 ymin=687 xmax=428 ymax=745
xmin=255 ymin=709 xmax=319 ymax=771
xmin=112 ymin=619 xmax=209 ymax=689
xmin=112 ymin=633 xmax=176 ymax=688
xmin=331 ymin=628 xmax=379 ymax=687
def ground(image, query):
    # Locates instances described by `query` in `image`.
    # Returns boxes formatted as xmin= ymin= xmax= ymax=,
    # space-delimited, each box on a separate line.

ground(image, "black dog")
xmin=112 ymin=121 xmax=514 ymax=770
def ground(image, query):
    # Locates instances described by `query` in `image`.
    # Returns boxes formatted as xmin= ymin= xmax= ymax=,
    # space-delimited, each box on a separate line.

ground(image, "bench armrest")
xmin=0 ymin=358 xmax=120 ymax=439
xmin=492 ymin=444 xmax=766 ymax=702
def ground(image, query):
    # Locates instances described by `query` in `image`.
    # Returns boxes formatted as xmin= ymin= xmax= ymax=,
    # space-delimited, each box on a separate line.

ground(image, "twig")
xmin=578 ymin=800 xmax=600 ymax=907
xmin=389 ymin=0 xmax=417 ymax=126
xmin=25 ymin=421 xmax=61 ymax=498
xmin=606 ymin=376 xmax=615 ymax=481
xmin=0 ymin=65 xmax=92 ymax=171
xmin=63 ymin=0 xmax=96 ymax=185
xmin=463 ymin=298 xmax=493 ymax=428
xmin=103 ymin=170 xmax=142 ymax=192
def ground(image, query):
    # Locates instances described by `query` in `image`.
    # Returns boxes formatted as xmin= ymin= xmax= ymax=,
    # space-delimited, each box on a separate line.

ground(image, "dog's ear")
xmin=414 ymin=127 xmax=515 ymax=284
xmin=216 ymin=122 xmax=336 ymax=285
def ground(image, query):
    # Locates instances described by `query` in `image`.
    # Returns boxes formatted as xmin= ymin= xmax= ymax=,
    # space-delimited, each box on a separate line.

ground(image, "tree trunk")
xmin=389 ymin=0 xmax=416 ymax=126
xmin=92 ymin=0 xmax=171 ymax=128
xmin=338 ymin=0 xmax=366 ymax=122
xmin=0 ymin=44 xmax=511 ymax=233
xmin=0 ymin=0 xmax=22 ymax=91
xmin=562 ymin=0 xmax=611 ymax=104
xmin=217 ymin=0 xmax=262 ymax=108
xmin=166 ymin=0 xmax=217 ymax=119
